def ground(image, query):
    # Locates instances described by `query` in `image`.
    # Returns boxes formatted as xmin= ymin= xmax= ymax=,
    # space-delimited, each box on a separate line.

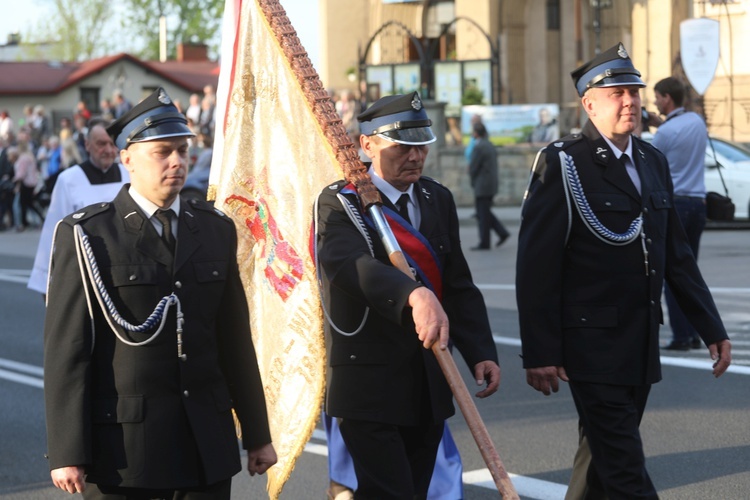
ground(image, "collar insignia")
xmin=421 ymin=187 xmax=431 ymax=200
xmin=554 ymin=142 xmax=564 ymax=148
xmin=72 ymin=212 xmax=84 ymax=219
xmin=595 ymin=147 xmax=608 ymax=155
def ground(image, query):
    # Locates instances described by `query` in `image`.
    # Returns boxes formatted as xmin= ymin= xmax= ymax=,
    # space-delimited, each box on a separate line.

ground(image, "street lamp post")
xmin=591 ymin=0 xmax=613 ymax=55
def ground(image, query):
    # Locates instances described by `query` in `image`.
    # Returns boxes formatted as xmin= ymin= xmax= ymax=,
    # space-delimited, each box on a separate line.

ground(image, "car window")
xmin=709 ymin=139 xmax=750 ymax=163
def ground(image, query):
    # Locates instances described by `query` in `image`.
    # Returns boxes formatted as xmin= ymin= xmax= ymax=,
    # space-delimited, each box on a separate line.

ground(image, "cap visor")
xmin=596 ymin=74 xmax=646 ymax=89
xmin=131 ymin=122 xmax=195 ymax=144
xmin=378 ymin=127 xmax=436 ymax=145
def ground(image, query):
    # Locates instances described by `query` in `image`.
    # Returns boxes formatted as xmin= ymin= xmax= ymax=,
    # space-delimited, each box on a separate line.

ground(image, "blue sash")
xmin=341 ymin=184 xmax=444 ymax=299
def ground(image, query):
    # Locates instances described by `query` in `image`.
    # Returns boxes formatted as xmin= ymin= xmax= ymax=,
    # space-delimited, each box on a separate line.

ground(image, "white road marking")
xmin=476 ymin=283 xmax=750 ymax=294
xmin=0 ymin=268 xmax=31 ymax=285
xmin=306 ymin=429 xmax=568 ymax=498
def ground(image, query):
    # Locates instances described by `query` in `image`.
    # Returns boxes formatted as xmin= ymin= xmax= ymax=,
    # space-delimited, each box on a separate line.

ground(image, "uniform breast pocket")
xmin=428 ymin=233 xmax=451 ymax=256
xmin=193 ymin=260 xmax=228 ymax=284
xmin=585 ymin=193 xmax=631 ymax=213
xmin=109 ymin=264 xmax=159 ymax=287
xmin=648 ymin=191 xmax=671 ymax=237
xmin=106 ymin=264 xmax=161 ymax=318
xmin=193 ymin=260 xmax=228 ymax=316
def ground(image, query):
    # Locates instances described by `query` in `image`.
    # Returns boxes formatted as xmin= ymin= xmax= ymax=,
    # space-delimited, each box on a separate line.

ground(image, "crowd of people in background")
xmin=0 ymin=84 xmax=218 ymax=232
xmin=1 ymin=83 xmax=487 ymax=233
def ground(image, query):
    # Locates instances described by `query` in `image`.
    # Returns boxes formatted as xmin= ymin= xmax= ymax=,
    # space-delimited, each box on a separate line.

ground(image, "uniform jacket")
xmin=316 ymin=175 xmax=498 ymax=426
xmin=28 ymin=163 xmax=129 ymax=294
xmin=516 ymin=121 xmax=727 ymax=386
xmin=468 ymin=137 xmax=499 ymax=198
xmin=43 ymin=186 xmax=271 ymax=489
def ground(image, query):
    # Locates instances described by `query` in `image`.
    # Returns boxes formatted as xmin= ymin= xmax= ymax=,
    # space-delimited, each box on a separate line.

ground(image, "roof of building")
xmin=0 ymin=53 xmax=219 ymax=96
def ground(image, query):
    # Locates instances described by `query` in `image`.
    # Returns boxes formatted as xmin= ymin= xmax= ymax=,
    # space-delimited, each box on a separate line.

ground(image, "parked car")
xmin=642 ymin=133 xmax=750 ymax=219
xmin=181 ymin=166 xmax=210 ymax=202
xmin=705 ymin=137 xmax=750 ymax=219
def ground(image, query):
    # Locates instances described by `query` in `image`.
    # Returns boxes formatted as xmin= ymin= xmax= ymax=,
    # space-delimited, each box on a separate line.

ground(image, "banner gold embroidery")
xmin=211 ymin=1 xmax=340 ymax=496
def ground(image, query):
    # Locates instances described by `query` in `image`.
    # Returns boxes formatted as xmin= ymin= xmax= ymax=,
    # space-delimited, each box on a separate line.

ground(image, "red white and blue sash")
xmin=341 ymin=184 xmax=444 ymax=300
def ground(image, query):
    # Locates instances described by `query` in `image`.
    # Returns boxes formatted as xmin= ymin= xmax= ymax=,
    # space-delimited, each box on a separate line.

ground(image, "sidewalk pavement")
xmin=457 ymin=205 xmax=522 ymax=228
xmin=0 ymin=205 xmax=524 ymax=261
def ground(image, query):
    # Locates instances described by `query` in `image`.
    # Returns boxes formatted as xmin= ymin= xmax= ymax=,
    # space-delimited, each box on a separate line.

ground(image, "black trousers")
xmin=569 ymin=381 xmax=658 ymax=500
xmin=475 ymin=195 xmax=509 ymax=248
xmin=339 ymin=418 xmax=443 ymax=500
xmin=82 ymin=477 xmax=232 ymax=500
xmin=664 ymin=196 xmax=706 ymax=343
xmin=18 ymin=184 xmax=45 ymax=227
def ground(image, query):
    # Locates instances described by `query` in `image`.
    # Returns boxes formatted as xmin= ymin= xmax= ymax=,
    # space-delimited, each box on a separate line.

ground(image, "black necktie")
xmin=154 ymin=209 xmax=175 ymax=253
xmin=620 ymin=153 xmax=641 ymax=194
xmin=396 ymin=194 xmax=411 ymax=224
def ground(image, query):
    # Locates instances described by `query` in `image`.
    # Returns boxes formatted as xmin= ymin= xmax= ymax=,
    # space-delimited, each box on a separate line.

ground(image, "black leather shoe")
xmin=496 ymin=234 xmax=510 ymax=247
xmin=690 ymin=337 xmax=702 ymax=349
xmin=662 ymin=340 xmax=690 ymax=351
xmin=470 ymin=245 xmax=490 ymax=251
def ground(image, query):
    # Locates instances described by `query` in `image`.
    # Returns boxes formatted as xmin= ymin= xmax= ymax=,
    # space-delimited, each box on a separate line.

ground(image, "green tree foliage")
xmin=461 ymin=85 xmax=485 ymax=106
xmin=23 ymin=0 xmax=115 ymax=61
xmin=121 ymin=0 xmax=224 ymax=60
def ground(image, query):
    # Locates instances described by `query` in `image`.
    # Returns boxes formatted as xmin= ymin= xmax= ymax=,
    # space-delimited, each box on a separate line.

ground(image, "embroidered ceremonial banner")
xmin=210 ymin=1 xmax=341 ymax=497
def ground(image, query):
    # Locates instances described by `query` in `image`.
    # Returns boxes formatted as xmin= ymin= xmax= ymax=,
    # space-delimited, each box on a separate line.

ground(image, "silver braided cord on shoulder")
xmin=337 ymin=193 xmax=375 ymax=255
xmin=313 ymin=193 xmax=370 ymax=337
xmin=73 ymin=224 xmax=183 ymax=348
xmin=560 ymin=151 xmax=643 ymax=246
xmin=523 ymin=147 xmax=573 ymax=245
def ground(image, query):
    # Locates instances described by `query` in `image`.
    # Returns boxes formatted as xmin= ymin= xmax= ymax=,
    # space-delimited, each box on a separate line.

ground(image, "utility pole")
xmin=575 ymin=0 xmax=583 ymax=66
xmin=158 ymin=0 xmax=167 ymax=62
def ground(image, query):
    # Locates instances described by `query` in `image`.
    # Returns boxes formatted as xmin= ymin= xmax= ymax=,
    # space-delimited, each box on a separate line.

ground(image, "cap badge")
xmin=411 ymin=94 xmax=423 ymax=111
xmin=617 ymin=43 xmax=628 ymax=59
xmin=158 ymin=88 xmax=172 ymax=105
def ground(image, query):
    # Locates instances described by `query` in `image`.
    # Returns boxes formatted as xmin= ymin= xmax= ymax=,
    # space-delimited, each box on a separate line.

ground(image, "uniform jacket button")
xmin=386 ymin=299 xmax=395 ymax=306
xmin=650 ymin=269 xmax=656 ymax=276
xmin=175 ymin=281 xmax=182 ymax=288
xmin=129 ymin=275 xmax=137 ymax=281
xmin=183 ymin=390 xmax=189 ymax=397
xmin=349 ymin=354 xmax=357 ymax=361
